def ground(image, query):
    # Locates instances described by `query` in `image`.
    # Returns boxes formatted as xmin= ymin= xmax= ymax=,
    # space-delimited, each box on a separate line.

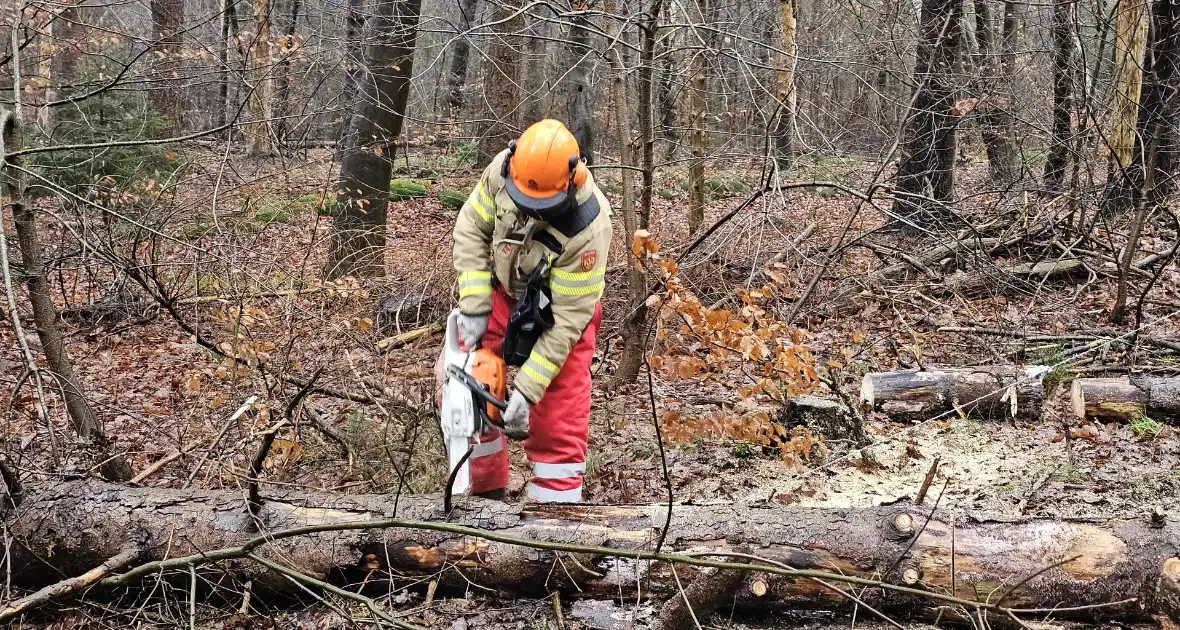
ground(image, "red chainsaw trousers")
xmin=468 ymin=288 xmax=601 ymax=502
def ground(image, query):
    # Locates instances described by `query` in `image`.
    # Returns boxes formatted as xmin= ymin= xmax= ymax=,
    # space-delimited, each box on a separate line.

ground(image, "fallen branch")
xmin=0 ymin=546 xmax=139 ymax=622
xmin=178 ymin=288 xmax=324 ymax=305
xmin=129 ymin=439 xmax=202 ymax=484
xmin=376 ymin=320 xmax=444 ymax=353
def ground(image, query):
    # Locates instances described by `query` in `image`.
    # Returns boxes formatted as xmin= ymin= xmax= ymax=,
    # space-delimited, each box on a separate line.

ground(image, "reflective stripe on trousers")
xmin=526 ymin=482 xmax=582 ymax=502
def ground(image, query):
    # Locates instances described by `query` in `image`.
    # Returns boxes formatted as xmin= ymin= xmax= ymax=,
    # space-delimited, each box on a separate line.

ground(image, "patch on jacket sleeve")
xmin=581 ymin=250 xmax=598 ymax=271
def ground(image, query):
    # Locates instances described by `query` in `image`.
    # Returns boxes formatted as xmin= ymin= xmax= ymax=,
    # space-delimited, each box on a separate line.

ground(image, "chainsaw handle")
xmin=446 ymin=364 xmax=509 ymax=411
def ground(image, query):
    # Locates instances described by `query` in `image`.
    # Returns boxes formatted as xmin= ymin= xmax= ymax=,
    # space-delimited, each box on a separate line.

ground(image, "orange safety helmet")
xmin=504 ymin=119 xmax=589 ymax=220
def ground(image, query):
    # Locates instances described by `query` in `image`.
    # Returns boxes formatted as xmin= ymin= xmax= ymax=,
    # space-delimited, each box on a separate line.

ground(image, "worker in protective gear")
xmin=451 ymin=119 xmax=612 ymax=503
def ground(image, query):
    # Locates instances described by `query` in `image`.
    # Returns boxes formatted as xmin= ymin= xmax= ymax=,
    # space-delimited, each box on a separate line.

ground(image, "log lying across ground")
xmin=1072 ymin=376 xmax=1180 ymax=422
xmin=860 ymin=366 xmax=1048 ymax=422
xmin=4 ymin=479 xmax=1180 ymax=623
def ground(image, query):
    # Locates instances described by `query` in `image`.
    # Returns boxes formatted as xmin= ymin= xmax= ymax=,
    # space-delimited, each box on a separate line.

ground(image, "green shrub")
xmin=703 ymin=176 xmax=749 ymax=199
xmin=253 ymin=197 xmax=297 ymax=224
xmin=438 ymin=189 xmax=466 ymax=211
xmin=389 ymin=179 xmax=428 ymax=201
xmin=30 ymin=56 xmax=177 ymax=209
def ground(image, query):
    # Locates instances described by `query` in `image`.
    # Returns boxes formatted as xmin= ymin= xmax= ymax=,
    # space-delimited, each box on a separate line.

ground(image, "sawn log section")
xmin=5 ymin=480 xmax=1180 ymax=621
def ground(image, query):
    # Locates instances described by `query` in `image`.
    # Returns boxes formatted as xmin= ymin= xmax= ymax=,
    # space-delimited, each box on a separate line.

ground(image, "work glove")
xmin=502 ymin=390 xmax=531 ymax=441
xmin=457 ymin=312 xmax=489 ymax=351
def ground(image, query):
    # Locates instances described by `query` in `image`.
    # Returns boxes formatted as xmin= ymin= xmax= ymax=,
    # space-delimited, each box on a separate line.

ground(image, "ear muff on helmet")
xmin=501 ymin=140 xmax=518 ymax=179
xmin=570 ymin=155 xmax=589 ymax=188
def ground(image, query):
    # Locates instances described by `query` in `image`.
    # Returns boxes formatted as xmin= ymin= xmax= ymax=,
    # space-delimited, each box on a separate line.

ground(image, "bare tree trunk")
xmin=149 ymin=0 xmax=185 ymax=133
xmin=614 ymin=0 xmax=663 ymax=385
xmin=894 ymin=0 xmax=963 ymax=223
xmin=1043 ymin=0 xmax=1073 ymax=191
xmin=244 ymin=0 xmax=274 ymax=156
xmin=327 ymin=0 xmax=421 ymax=279
xmin=1129 ymin=0 xmax=1180 ymax=204
xmin=8 ymin=479 xmax=1180 ymax=625
xmin=0 ymin=115 xmax=131 ymax=481
xmin=272 ymin=0 xmax=301 ymax=144
xmin=444 ymin=0 xmax=480 ymax=112
xmin=216 ymin=0 xmax=236 ymax=130
xmin=657 ymin=42 xmax=679 ymax=156
xmin=1108 ymin=0 xmax=1150 ymax=187
xmin=521 ymin=18 xmax=546 ymax=126
xmin=686 ymin=0 xmax=710 ymax=234
xmin=973 ymin=0 xmax=1021 ymax=184
xmin=771 ymin=0 xmax=797 ymax=172
xmin=567 ymin=12 xmax=595 ymax=164
xmin=477 ymin=4 xmax=522 ymax=161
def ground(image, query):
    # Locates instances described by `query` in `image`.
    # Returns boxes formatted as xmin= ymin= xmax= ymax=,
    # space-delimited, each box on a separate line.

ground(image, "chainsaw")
xmin=440 ymin=309 xmax=507 ymax=499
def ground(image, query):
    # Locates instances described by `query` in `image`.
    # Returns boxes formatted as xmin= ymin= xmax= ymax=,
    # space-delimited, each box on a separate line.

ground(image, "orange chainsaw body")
xmin=469 ymin=348 xmax=506 ymax=424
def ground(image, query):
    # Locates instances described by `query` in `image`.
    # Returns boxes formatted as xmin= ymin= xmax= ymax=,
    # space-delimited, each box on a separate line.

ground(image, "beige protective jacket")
xmin=453 ymin=149 xmax=612 ymax=404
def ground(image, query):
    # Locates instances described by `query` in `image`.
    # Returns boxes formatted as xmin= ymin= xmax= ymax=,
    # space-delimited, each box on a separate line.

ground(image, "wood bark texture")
xmin=772 ymin=0 xmax=797 ymax=171
xmin=860 ymin=365 xmax=1047 ymax=421
xmin=245 ymin=0 xmax=274 ymax=156
xmin=686 ymin=0 xmax=710 ymax=234
xmin=328 ymin=0 xmax=421 ymax=279
xmin=149 ymin=0 xmax=185 ymax=133
xmin=1043 ymin=0 xmax=1073 ymax=190
xmin=1072 ymin=376 xmax=1180 ymax=422
xmin=895 ymin=0 xmax=963 ymax=221
xmin=444 ymin=0 xmax=479 ymax=111
xmin=1109 ymin=0 xmax=1150 ymax=175
xmin=5 ymin=479 xmax=1180 ymax=623
xmin=476 ymin=4 xmax=523 ymax=161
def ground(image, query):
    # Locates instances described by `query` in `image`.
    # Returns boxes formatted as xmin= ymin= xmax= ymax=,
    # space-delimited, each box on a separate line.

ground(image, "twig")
xmin=178 ymin=288 xmax=323 ymax=305
xmin=669 ymin=564 xmax=704 ymax=630
xmin=183 ymin=395 xmax=258 ymax=488
xmin=552 ymin=592 xmax=566 ymax=630
xmin=248 ymin=553 xmax=427 ymax=630
xmin=303 ymin=404 xmax=355 ymax=464
xmin=246 ymin=365 xmax=319 ymax=522
xmin=130 ymin=440 xmax=202 ymax=485
xmin=915 ymin=457 xmax=941 ymax=504
xmin=0 ymin=546 xmax=139 ymax=621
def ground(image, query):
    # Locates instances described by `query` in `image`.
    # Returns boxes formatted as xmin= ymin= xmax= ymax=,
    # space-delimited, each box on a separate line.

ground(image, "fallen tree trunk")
xmin=4 ymin=479 xmax=1180 ymax=623
xmin=860 ymin=365 xmax=1048 ymax=421
xmin=1072 ymin=375 xmax=1180 ymax=422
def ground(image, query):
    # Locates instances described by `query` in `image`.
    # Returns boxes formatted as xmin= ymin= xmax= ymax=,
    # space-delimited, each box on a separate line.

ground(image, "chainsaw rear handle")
xmin=446 ymin=364 xmax=509 ymax=412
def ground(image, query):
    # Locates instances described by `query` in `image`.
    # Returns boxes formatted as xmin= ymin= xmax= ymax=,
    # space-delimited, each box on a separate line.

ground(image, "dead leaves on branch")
xmin=633 ymin=230 xmax=825 ymax=468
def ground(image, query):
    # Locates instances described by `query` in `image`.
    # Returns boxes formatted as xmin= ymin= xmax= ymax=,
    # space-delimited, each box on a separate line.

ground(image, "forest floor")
xmin=4 ymin=141 xmax=1180 ymax=629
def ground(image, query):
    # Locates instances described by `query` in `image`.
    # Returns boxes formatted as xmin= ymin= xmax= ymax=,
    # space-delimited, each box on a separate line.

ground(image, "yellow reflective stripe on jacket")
xmin=522 ymin=352 xmax=558 ymax=388
xmin=470 ymin=183 xmax=495 ymax=222
xmin=551 ymin=267 xmax=605 ymax=297
xmin=458 ymin=270 xmax=493 ymax=298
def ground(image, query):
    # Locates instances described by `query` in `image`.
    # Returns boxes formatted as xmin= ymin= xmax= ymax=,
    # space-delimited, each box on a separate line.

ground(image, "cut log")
xmin=1072 ymin=376 xmax=1180 ymax=422
xmin=4 ymin=480 xmax=1180 ymax=623
xmin=772 ymin=395 xmax=864 ymax=444
xmin=860 ymin=365 xmax=1048 ymax=421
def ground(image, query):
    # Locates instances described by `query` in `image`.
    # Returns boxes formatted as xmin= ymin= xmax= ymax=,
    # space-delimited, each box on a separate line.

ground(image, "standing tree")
xmin=1107 ymin=0 xmax=1150 ymax=188
xmin=686 ymin=0 xmax=712 ymax=234
xmin=244 ymin=0 xmax=274 ymax=156
xmin=149 ymin=0 xmax=185 ymax=133
xmin=477 ymin=5 xmax=523 ymax=161
xmin=771 ymin=0 xmax=798 ymax=172
xmin=894 ymin=0 xmax=964 ymax=222
xmin=567 ymin=7 xmax=595 ymax=164
xmin=327 ymin=0 xmax=422 ymax=279
xmin=444 ymin=0 xmax=481 ymax=112
xmin=972 ymin=0 xmax=1021 ymax=183
xmin=1128 ymin=0 xmax=1180 ymax=203
xmin=1044 ymin=0 xmax=1074 ymax=191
